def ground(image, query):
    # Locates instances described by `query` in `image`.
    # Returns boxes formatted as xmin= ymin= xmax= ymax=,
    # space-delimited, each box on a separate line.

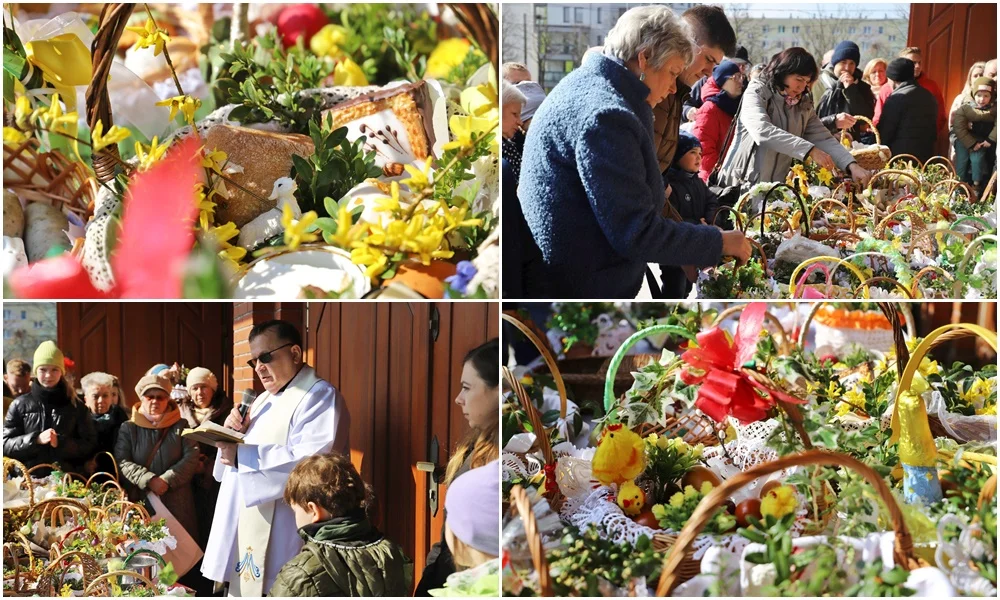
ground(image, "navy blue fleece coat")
xmin=517 ymin=53 xmax=723 ymax=298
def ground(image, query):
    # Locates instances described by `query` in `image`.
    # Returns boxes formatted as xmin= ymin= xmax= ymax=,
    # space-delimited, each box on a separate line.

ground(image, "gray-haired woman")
xmin=80 ymin=371 xmax=128 ymax=476
xmin=518 ymin=5 xmax=751 ymax=299
xmin=501 ymin=79 xmax=526 ymax=140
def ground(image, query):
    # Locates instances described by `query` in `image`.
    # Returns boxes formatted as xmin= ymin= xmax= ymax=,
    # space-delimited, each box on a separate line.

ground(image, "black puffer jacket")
xmin=664 ymin=166 xmax=722 ymax=225
xmin=816 ymin=67 xmax=876 ymax=134
xmin=879 ymin=80 xmax=940 ymax=163
xmin=3 ymin=380 xmax=97 ymax=471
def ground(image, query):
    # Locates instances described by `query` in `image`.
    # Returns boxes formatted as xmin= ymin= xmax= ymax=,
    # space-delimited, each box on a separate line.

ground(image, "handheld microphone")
xmin=237 ymin=389 xmax=258 ymax=420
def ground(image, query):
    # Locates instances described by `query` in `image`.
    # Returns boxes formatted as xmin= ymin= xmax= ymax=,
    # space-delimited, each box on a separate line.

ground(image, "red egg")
xmin=276 ymin=4 xmax=329 ymax=48
xmin=633 ymin=506 xmax=661 ymax=529
xmin=735 ymin=498 xmax=762 ymax=528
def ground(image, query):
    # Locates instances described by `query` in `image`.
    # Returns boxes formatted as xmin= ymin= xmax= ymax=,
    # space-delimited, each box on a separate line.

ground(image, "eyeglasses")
xmin=247 ymin=343 xmax=294 ymax=369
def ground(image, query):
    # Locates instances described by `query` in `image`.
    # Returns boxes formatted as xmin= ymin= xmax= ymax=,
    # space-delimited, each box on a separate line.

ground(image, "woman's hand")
xmin=721 ymin=230 xmax=753 ymax=266
xmin=834 ymin=113 xmax=857 ymax=129
xmin=148 ymin=476 xmax=168 ymax=495
xmin=808 ymin=146 xmax=837 ymax=171
xmin=37 ymin=429 xmax=58 ymax=447
xmin=848 ymin=163 xmax=872 ymax=187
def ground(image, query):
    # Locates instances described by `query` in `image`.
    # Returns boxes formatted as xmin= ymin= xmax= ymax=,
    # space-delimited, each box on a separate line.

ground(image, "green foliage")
xmin=651 ymin=482 xmax=735 ymax=534
xmin=217 ymin=31 xmax=332 ymax=131
xmin=546 ymin=526 xmax=663 ymax=596
xmin=546 ymin=303 xmax=615 ymax=351
xmin=443 ymin=46 xmax=489 ymax=85
xmin=641 ymin=434 xmax=703 ymax=504
xmin=698 ymin=260 xmax=775 ymax=299
xmin=333 ymin=4 xmax=437 ymax=84
xmin=617 ymin=352 xmax=680 ymax=430
xmin=844 ymin=559 xmax=915 ymax=597
xmin=291 ymin=113 xmax=381 ymax=214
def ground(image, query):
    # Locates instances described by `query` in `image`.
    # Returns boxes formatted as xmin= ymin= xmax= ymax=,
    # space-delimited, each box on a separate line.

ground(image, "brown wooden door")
xmin=908 ymin=3 xmax=998 ymax=155
xmin=57 ymin=303 xmax=233 ymax=408
xmin=302 ymin=302 xmax=498 ymax=590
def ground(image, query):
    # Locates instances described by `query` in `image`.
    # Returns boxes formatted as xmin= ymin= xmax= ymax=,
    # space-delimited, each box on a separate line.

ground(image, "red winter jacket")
xmin=691 ymin=78 xmax=733 ymax=182
xmin=874 ymin=75 xmax=946 ymax=134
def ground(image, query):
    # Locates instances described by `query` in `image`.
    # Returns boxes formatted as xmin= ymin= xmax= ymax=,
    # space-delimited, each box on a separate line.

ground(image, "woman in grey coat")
xmin=717 ymin=47 xmax=872 ymax=191
xmin=115 ymin=373 xmax=200 ymax=541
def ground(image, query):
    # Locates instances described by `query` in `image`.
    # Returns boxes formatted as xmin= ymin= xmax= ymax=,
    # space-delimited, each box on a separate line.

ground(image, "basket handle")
xmin=953 ymin=235 xmax=998 ymax=298
xmin=85 ymin=3 xmax=135 ymax=183
xmin=890 ymin=323 xmax=998 ymax=445
xmin=787 ymin=256 xmax=870 ymax=298
xmin=711 ymin=205 xmax=744 ymax=230
xmin=503 ymin=366 xmax=556 ymax=467
xmin=502 ymin=312 xmax=567 ymax=419
xmin=602 ymin=325 xmax=696 ymax=413
xmin=904 ymin=228 xmax=969 ymax=262
xmin=508 ymin=485 xmax=553 ymax=597
xmin=874 ymin=209 xmax=926 ymax=241
xmin=655 ymin=449 xmax=918 ymax=596
xmin=847 ymin=114 xmax=880 ymax=145
xmin=793 ymin=262 xmax=833 ymax=299
xmin=796 ymin=302 xmax=914 ymax=351
xmin=866 ymin=169 xmax=922 ymax=196
xmin=807 ymin=198 xmax=856 ymax=234
xmin=886 ymin=155 xmax=925 ymax=170
xmin=3 ymin=457 xmax=35 ymax=506
xmin=751 ymin=182 xmax=811 ymax=238
xmin=84 ymin=570 xmax=158 ymax=596
xmin=910 ymin=266 xmax=955 ymax=298
xmin=922 ymin=155 xmax=956 ymax=176
xmin=710 ymin=306 xmax=790 ymax=353
xmin=852 ymin=276 xmax=914 ymax=299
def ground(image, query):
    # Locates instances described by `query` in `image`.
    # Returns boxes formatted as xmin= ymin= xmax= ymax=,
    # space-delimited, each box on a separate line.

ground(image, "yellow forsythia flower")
xmin=281 ymin=204 xmax=320 ymax=249
xmin=90 ymin=119 xmax=131 ymax=153
xmin=3 ymin=126 xmax=29 ymax=146
xmin=127 ymin=17 xmax=171 ymax=57
xmin=425 ymin=38 xmax=472 ymax=79
xmin=134 ymin=137 xmax=170 ymax=171
xmin=310 ymin=24 xmax=349 ymax=58
xmin=157 ymin=95 xmax=201 ymax=126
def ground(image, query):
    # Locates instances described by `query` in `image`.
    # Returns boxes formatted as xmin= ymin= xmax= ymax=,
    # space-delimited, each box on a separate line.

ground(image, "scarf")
xmin=782 ymin=93 xmax=802 ymax=107
xmin=30 ymin=379 xmax=71 ymax=407
xmin=131 ymin=401 xmax=182 ymax=429
xmin=706 ymin=90 xmax=741 ymax=116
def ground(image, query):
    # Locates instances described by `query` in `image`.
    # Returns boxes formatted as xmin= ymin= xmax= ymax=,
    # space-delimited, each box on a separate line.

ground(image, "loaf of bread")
xmin=24 ymin=202 xmax=69 ymax=262
xmin=202 ymin=125 xmax=314 ymax=227
xmin=321 ymin=81 xmax=436 ymax=169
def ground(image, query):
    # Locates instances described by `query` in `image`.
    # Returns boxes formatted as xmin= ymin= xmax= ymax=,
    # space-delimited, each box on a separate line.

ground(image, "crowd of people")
xmin=501 ymin=5 xmax=997 ymax=299
xmin=2 ymin=324 xmax=501 ymax=597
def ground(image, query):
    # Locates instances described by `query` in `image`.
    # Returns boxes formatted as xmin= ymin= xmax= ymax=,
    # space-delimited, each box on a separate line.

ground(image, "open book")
xmin=182 ymin=421 xmax=245 ymax=445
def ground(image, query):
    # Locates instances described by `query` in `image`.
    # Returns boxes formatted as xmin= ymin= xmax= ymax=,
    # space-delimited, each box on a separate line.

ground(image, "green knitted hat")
xmin=32 ymin=341 xmax=65 ymax=373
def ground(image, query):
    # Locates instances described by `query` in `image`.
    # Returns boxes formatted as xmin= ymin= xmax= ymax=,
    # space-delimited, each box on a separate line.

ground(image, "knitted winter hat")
xmin=712 ymin=60 xmax=742 ymax=87
xmin=186 ymin=367 xmax=218 ymax=391
xmin=973 ymin=76 xmax=995 ymax=95
xmin=135 ymin=373 xmax=173 ymax=399
xmin=33 ymin=341 xmax=65 ymax=374
xmin=831 ymin=41 xmax=861 ymax=68
xmin=674 ymin=131 xmax=702 ymax=165
xmin=516 ymin=81 xmax=546 ymax=121
xmin=886 ymin=58 xmax=915 ymax=83
xmin=147 ymin=364 xmax=170 ymax=376
xmin=444 ymin=460 xmax=499 ymax=555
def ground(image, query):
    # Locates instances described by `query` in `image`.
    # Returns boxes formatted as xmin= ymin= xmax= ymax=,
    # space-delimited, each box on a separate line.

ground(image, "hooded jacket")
xmin=717 ymin=78 xmax=857 ymax=189
xmin=816 ymin=66 xmax=876 ymax=133
xmin=692 ymin=77 xmax=738 ymax=181
xmin=878 ymin=80 xmax=940 ymax=162
xmin=269 ymin=511 xmax=413 ymax=597
xmin=115 ymin=402 xmax=200 ymax=537
xmin=951 ymin=97 xmax=998 ymax=149
xmin=3 ymin=380 xmax=96 ymax=471
xmin=665 ymin=166 xmax=721 ymax=225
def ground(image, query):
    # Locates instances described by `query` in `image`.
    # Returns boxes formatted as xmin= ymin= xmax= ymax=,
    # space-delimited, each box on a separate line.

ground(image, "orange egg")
xmin=682 ymin=466 xmax=721 ymax=491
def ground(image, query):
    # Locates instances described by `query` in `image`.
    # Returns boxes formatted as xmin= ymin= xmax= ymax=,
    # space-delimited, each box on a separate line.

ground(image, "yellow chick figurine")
xmin=617 ymin=480 xmax=646 ymax=516
xmin=592 ymin=423 xmax=646 ymax=486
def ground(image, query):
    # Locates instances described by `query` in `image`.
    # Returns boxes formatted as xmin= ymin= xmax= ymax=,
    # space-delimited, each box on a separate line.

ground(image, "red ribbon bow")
xmin=680 ymin=303 xmax=804 ymax=425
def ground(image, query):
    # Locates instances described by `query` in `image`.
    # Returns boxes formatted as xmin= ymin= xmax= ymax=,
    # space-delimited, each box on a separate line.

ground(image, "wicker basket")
xmin=507 ymin=484 xmax=554 ymax=597
xmin=2 ymin=136 xmax=98 ymax=222
xmin=655 ymin=449 xmax=923 ymax=596
xmin=843 ymin=115 xmax=890 ymax=171
xmin=807 ymin=198 xmax=856 ymax=241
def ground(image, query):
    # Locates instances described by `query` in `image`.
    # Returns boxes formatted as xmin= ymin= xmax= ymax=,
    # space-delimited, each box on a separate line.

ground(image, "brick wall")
xmin=231 ymin=303 xmax=307 ymax=396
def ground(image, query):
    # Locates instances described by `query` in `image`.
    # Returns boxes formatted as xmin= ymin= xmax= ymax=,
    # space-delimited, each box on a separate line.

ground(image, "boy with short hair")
xmin=269 ymin=453 xmax=412 ymax=597
xmin=658 ymin=131 xmax=722 ymax=297
xmin=5 ymin=359 xmax=31 ymax=398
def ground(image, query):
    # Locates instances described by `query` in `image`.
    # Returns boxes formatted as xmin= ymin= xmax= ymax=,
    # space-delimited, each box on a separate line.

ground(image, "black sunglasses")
xmin=247 ymin=343 xmax=294 ymax=369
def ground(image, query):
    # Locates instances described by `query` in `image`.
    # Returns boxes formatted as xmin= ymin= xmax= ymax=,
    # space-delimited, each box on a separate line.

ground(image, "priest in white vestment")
xmin=201 ymin=320 xmax=350 ymax=596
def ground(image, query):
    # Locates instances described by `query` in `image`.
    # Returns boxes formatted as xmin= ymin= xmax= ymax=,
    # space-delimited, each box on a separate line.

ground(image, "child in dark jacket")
xmin=658 ymin=132 xmax=722 ymax=297
xmin=269 ymin=453 xmax=413 ymax=597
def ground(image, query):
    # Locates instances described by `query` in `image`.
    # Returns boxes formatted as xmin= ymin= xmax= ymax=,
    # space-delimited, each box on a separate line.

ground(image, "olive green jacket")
xmin=269 ymin=511 xmax=413 ymax=597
